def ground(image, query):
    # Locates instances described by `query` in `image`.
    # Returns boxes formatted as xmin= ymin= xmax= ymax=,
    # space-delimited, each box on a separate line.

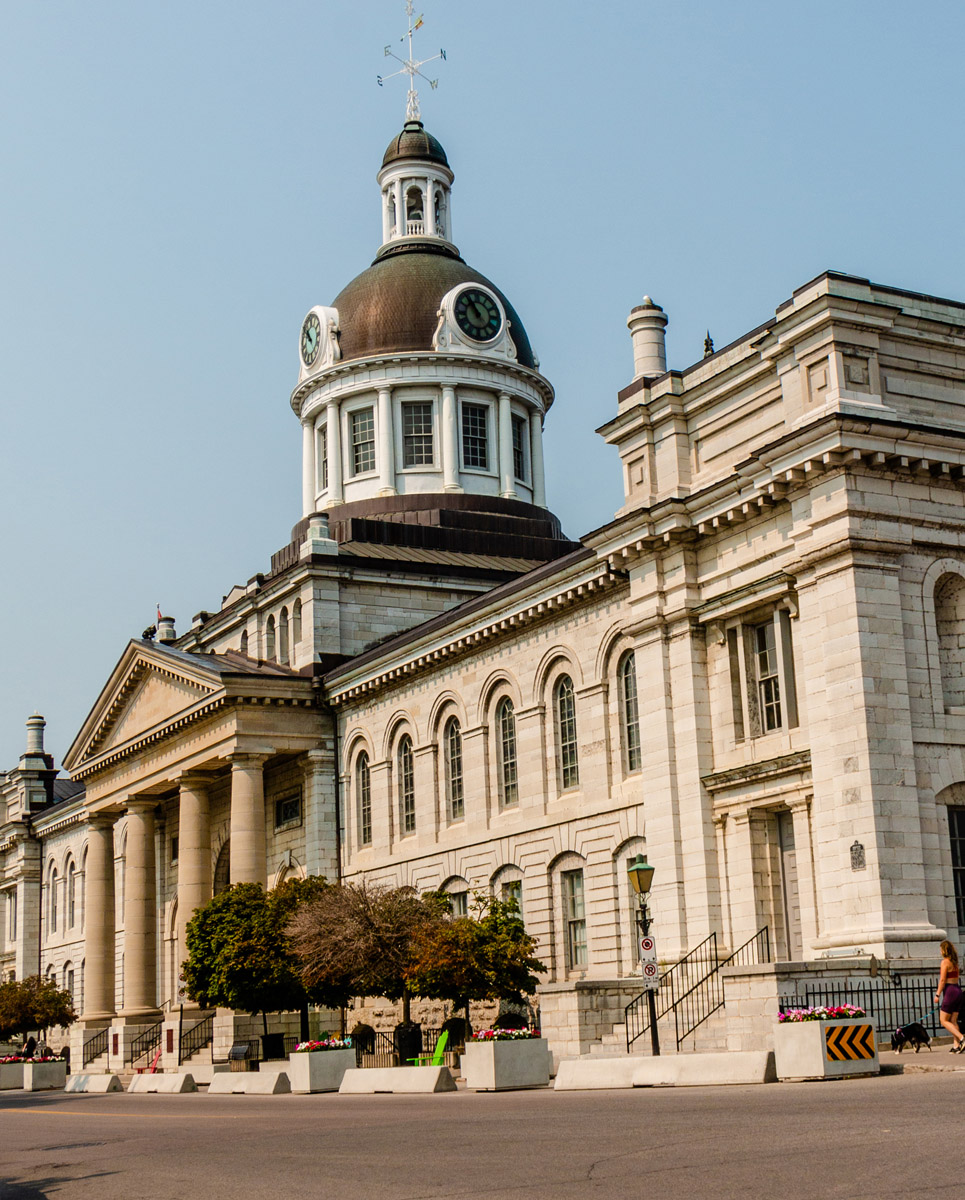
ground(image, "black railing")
xmin=355 ymin=1031 xmax=398 ymax=1068
xmin=127 ymin=1020 xmax=163 ymax=1067
xmin=626 ymin=931 xmax=720 ymax=1053
xmin=83 ymin=1028 xmax=109 ymax=1067
xmin=179 ymin=1015 xmax=214 ymax=1064
xmin=780 ymin=976 xmax=939 ymax=1038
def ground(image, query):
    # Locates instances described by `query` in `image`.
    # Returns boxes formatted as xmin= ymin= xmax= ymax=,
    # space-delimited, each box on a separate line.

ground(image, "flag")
xmin=157 ymin=605 xmax=163 ymax=623
xmin=414 ymin=14 xmax=424 ymax=29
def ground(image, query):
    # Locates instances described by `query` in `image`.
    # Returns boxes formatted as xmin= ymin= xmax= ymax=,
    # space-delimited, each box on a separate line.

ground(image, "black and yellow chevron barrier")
xmin=824 ymin=1023 xmax=876 ymax=1061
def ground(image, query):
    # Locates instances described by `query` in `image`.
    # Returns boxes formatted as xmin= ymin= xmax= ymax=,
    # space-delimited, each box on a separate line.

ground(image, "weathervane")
xmin=377 ymin=2 xmax=446 ymax=122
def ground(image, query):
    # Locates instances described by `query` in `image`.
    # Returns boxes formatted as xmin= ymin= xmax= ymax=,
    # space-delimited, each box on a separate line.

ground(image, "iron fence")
xmin=82 ymin=1027 xmax=108 ymax=1067
xmin=127 ymin=1020 xmax=163 ymax=1067
xmin=780 ymin=977 xmax=940 ymax=1038
xmin=179 ymin=1015 xmax=214 ymax=1064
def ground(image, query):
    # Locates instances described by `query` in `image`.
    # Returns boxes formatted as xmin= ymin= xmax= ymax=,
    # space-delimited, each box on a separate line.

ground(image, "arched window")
xmin=444 ymin=718 xmax=464 ymax=821
xmin=619 ymin=652 xmax=642 ymax=773
xmin=67 ymin=860 xmax=77 ymax=928
xmin=357 ymin=752 xmax=372 ymax=846
xmin=240 ymin=629 xmax=249 ymax=656
xmin=213 ymin=841 xmax=231 ymax=896
xmin=64 ymin=962 xmax=75 ymax=1005
xmin=554 ymin=675 xmax=579 ymax=790
xmin=48 ymin=866 xmax=59 ymax=934
xmin=406 ymin=185 xmax=424 ymax=233
xmin=293 ymin=599 xmax=302 ymax=646
xmin=265 ymin=615 xmax=276 ymax=660
xmin=496 ymin=698 xmax=518 ymax=807
xmin=398 ymin=735 xmax=416 ymax=834
xmin=279 ymin=607 xmax=290 ymax=665
xmin=936 ymin=573 xmax=965 ymax=708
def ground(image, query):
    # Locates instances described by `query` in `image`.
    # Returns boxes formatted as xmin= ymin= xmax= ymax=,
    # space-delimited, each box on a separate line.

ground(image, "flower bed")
xmin=462 ymin=1034 xmax=550 ymax=1091
xmin=778 ymin=1004 xmax=866 ymax=1023
xmin=469 ymin=1028 xmax=541 ymax=1042
xmin=774 ymin=1008 xmax=878 ymax=1080
xmin=293 ymin=1038 xmax=351 ymax=1053
xmin=288 ymin=1046 xmax=355 ymax=1093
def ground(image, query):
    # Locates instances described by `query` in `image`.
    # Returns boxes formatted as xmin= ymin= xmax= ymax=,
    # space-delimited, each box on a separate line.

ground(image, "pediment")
xmin=98 ymin=669 xmax=213 ymax=753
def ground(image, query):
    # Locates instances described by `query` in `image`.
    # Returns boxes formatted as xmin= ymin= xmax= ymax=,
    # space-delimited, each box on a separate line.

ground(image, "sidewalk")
xmin=881 ymin=1039 xmax=965 ymax=1073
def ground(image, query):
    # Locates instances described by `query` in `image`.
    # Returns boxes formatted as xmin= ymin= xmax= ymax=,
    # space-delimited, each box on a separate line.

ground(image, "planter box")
xmin=287 ymin=1049 xmax=356 ymax=1094
xmin=24 ymin=1061 xmax=67 ymax=1091
xmin=462 ymin=1039 xmax=551 ymax=1091
xmin=774 ymin=1017 xmax=879 ymax=1081
xmin=0 ymin=1062 xmax=24 ymax=1090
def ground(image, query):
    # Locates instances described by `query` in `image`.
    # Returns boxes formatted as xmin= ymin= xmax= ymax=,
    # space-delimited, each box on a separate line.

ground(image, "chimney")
xmin=24 ymin=712 xmax=45 ymax=756
xmin=157 ymin=615 xmax=177 ymax=644
xmin=627 ymin=296 xmax=668 ymax=380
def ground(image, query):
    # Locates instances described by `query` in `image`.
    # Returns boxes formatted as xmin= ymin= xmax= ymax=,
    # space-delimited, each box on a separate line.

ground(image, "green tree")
xmin=183 ymin=876 xmax=340 ymax=1036
xmin=0 ymin=976 xmax=76 ymax=1040
xmin=287 ymin=882 xmax=447 ymax=1023
xmin=404 ymin=894 xmax=545 ymax=1022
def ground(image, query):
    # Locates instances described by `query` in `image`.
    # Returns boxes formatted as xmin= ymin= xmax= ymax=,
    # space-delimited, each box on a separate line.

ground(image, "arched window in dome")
xmin=265 ymin=615 xmax=276 ymax=661
xmin=406 ymin=186 xmax=425 ymax=235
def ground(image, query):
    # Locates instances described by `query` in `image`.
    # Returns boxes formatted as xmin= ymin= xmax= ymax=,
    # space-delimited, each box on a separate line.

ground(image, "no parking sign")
xmin=640 ymin=960 xmax=659 ymax=991
xmin=638 ymin=934 xmax=656 ymax=961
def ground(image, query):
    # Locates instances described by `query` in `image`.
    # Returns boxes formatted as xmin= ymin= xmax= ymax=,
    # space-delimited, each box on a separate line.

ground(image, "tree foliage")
xmin=0 ymin=976 xmax=76 ymax=1038
xmin=183 ymin=876 xmax=342 ymax=1018
xmin=405 ymin=894 xmax=545 ymax=1010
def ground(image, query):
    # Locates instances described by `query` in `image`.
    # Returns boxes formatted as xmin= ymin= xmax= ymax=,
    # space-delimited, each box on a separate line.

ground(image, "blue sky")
xmin=2 ymin=0 xmax=964 ymax=767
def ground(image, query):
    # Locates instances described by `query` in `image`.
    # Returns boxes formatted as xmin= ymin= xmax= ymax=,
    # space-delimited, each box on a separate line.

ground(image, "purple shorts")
xmin=941 ymin=983 xmax=963 ymax=1014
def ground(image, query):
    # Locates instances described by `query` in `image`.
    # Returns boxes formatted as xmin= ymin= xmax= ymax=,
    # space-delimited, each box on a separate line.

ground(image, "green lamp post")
xmin=627 ymin=855 xmax=660 ymax=1056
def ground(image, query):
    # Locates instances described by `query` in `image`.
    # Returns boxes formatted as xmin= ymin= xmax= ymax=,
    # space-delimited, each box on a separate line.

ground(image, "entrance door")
xmin=777 ymin=811 xmax=803 ymax=960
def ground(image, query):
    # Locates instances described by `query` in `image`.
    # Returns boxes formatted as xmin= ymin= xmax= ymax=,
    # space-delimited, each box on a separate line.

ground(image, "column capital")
xmin=178 ymin=770 xmax=215 ymax=789
xmin=786 ymin=795 xmax=812 ymax=814
xmin=124 ymin=796 xmax=159 ymax=815
xmin=228 ymin=750 xmax=272 ymax=768
xmin=87 ymin=811 xmax=119 ymax=832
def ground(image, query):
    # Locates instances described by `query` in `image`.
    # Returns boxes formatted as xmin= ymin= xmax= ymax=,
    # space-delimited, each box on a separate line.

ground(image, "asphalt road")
xmin=0 ymin=1072 xmax=957 ymax=1200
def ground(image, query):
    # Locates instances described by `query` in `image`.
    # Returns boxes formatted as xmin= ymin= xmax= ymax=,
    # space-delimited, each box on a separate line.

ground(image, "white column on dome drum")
xmin=229 ymin=754 xmax=268 ymax=887
xmin=119 ymin=799 xmax=160 ymax=1019
xmin=529 ymin=410 xmax=546 ymax=507
xmin=301 ymin=420 xmax=315 ymax=517
xmin=393 ymin=179 xmax=404 ymax=238
xmin=498 ymin=393 xmax=516 ymax=499
xmin=81 ymin=814 xmax=116 ymax=1022
xmin=441 ymin=386 xmax=462 ymax=492
xmin=377 ymin=387 xmax=397 ymax=495
xmin=326 ymin=400 xmax=343 ymax=504
xmin=425 ymin=179 xmax=436 ymax=236
xmin=381 ymin=189 xmax=391 ymax=244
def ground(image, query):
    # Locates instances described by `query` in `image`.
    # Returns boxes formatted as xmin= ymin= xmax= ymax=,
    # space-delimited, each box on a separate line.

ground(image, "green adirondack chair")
xmin=408 ymin=1029 xmax=449 ymax=1067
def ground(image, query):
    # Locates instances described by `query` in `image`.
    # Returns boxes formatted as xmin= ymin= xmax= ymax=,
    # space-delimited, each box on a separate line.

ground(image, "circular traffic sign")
xmin=642 ymin=961 xmax=658 ymax=979
xmin=639 ymin=936 xmax=655 ymax=954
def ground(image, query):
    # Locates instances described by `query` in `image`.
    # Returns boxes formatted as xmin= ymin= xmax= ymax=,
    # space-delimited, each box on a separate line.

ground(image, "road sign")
xmin=825 ymin=1023 xmax=875 ymax=1061
xmin=638 ymin=935 xmax=657 ymax=961
xmin=640 ymin=960 xmax=659 ymax=991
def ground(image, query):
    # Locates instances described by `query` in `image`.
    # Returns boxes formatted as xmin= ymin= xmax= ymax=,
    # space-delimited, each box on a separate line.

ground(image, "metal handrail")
xmin=179 ymin=1015 xmax=214 ymax=1064
xmin=83 ymin=1027 xmax=109 ymax=1067
xmin=625 ymin=931 xmax=719 ymax=1053
xmin=672 ymin=926 xmax=771 ymax=1049
xmin=127 ymin=1020 xmax=163 ymax=1066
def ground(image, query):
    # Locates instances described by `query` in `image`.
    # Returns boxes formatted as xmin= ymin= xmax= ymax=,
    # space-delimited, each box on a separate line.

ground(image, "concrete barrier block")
xmin=65 ymin=1074 xmax=123 ymax=1093
xmin=632 ymin=1051 xmax=777 ymax=1087
xmin=127 ymin=1073 xmax=198 ymax=1093
xmin=554 ymin=1056 xmax=647 ymax=1090
xmin=338 ymin=1066 xmax=457 ymax=1094
xmin=208 ymin=1072 xmax=291 ymax=1094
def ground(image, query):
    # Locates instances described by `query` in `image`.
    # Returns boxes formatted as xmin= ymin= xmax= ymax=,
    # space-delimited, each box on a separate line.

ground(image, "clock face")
xmin=453 ymin=288 xmax=501 ymax=342
xmin=301 ymin=312 xmax=321 ymax=367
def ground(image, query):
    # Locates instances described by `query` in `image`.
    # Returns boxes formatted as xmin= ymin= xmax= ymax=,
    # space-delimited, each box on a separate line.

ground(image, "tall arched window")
xmin=265 ymin=615 xmax=276 ymax=660
xmin=240 ymin=629 xmax=249 ymax=656
xmin=279 ymin=607 xmax=290 ymax=665
xmin=496 ymin=698 xmax=518 ymax=807
xmin=619 ymin=652 xmax=642 ymax=773
xmin=292 ymin=599 xmax=302 ymax=646
xmin=357 ymin=752 xmax=372 ymax=846
xmin=444 ymin=717 xmax=464 ymax=821
xmin=936 ymin=573 xmax=965 ymax=708
xmin=398 ymin=735 xmax=416 ymax=834
xmin=64 ymin=962 xmax=75 ymax=1006
xmin=48 ymin=866 xmax=59 ymax=934
xmin=67 ymin=860 xmax=77 ymax=928
xmin=555 ymin=675 xmax=579 ymax=790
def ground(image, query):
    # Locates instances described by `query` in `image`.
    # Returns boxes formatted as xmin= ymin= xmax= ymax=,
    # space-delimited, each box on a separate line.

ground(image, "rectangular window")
xmin=951 ymin=808 xmax=965 ymax=930
xmin=402 ymin=401 xmax=434 ymax=467
xmin=562 ymin=869 xmax=587 ymax=968
xmin=512 ymin=413 xmax=527 ymax=481
xmin=728 ymin=609 xmax=799 ymax=740
xmin=754 ymin=621 xmax=782 ymax=732
xmin=170 ymin=837 xmax=179 ymax=864
xmin=450 ymin=891 xmax=468 ymax=918
xmin=358 ymin=755 xmax=372 ymax=847
xmin=462 ymin=403 xmax=489 ymax=470
xmin=9 ymin=890 xmax=16 ymax=942
xmin=501 ymin=879 xmax=523 ymax=921
xmin=274 ymin=794 xmax=302 ymax=831
xmin=350 ymin=408 xmax=376 ymax=475
xmin=317 ymin=425 xmax=328 ymax=492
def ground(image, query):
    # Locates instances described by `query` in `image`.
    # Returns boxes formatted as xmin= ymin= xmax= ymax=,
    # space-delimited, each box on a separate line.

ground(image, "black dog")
xmin=891 ymin=1023 xmax=932 ymax=1053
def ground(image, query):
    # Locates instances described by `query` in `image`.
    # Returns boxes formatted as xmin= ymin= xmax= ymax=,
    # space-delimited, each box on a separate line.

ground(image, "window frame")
xmin=554 ymin=674 xmax=580 ymax=791
xmin=950 ymin=806 xmax=965 ymax=930
xmin=461 ymin=401 xmax=492 ymax=472
xmin=562 ymin=868 xmax=587 ymax=969
xmin=511 ymin=411 xmax=528 ymax=482
xmin=274 ymin=792 xmax=303 ymax=832
xmin=400 ymin=399 xmax=436 ymax=469
xmin=356 ymin=751 xmax=372 ymax=847
xmin=725 ymin=606 xmax=799 ymax=741
xmin=618 ymin=651 xmax=642 ymax=774
xmin=444 ymin=716 xmax=464 ymax=822
xmin=495 ymin=696 xmax=519 ymax=807
xmin=398 ymin=734 xmax=416 ymax=836
xmin=348 ymin=405 xmax=377 ymax=477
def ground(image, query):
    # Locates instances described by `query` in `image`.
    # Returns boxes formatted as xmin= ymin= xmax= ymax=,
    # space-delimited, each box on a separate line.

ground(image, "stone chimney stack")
xmin=627 ymin=296 xmax=668 ymax=380
xmin=157 ymin=616 xmax=177 ymax=644
xmin=24 ymin=712 xmax=45 ymax=756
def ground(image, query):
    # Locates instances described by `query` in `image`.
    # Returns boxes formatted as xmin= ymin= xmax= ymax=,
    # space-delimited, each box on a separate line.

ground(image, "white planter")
xmin=287 ymin=1049 xmax=356 ymax=1094
xmin=461 ymin=1038 xmax=551 ymax=1091
xmin=0 ymin=1062 xmax=24 ymax=1090
xmin=23 ymin=1061 xmax=67 ymax=1091
xmin=774 ymin=1017 xmax=879 ymax=1081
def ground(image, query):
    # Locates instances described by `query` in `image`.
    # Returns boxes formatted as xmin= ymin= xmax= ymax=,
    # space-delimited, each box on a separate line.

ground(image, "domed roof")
xmin=331 ymin=245 xmax=536 ymax=369
xmin=382 ymin=121 xmax=450 ymax=170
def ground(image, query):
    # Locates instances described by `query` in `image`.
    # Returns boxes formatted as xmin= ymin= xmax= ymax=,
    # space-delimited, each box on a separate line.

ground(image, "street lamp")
xmin=627 ymin=855 xmax=660 ymax=1056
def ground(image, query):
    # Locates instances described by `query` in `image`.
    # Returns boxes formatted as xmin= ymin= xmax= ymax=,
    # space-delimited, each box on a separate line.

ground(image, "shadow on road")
xmin=0 ymin=1169 xmax=116 ymax=1199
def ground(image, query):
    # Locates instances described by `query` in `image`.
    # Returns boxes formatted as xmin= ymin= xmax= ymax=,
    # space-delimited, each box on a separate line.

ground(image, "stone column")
xmin=788 ymin=797 xmax=819 ymax=955
xmin=377 ymin=386 xmax=396 ymax=495
xmin=301 ymin=420 xmax=315 ymax=518
xmin=176 ymin=774 xmax=212 ymax=956
xmin=326 ymin=400 xmax=343 ymax=504
xmin=498 ymin=392 xmax=516 ymax=499
xmin=529 ymin=409 xmax=546 ymax=507
xmin=726 ymin=811 xmax=765 ymax=950
xmin=230 ymin=754 xmax=268 ymax=887
xmin=441 ymin=385 xmax=461 ymax=491
xmin=394 ymin=179 xmax=404 ymax=237
xmin=119 ymin=800 xmax=160 ymax=1020
xmin=303 ymin=745 xmax=338 ymax=881
xmin=425 ymin=179 xmax=436 ymax=236
xmin=81 ymin=814 xmax=117 ymax=1023
xmin=381 ymin=188 xmax=391 ymax=244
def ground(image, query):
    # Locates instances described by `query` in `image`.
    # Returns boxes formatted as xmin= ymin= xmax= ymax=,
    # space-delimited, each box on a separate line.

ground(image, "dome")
xmin=331 ymin=245 xmax=537 ymax=369
xmin=381 ymin=120 xmax=450 ymax=170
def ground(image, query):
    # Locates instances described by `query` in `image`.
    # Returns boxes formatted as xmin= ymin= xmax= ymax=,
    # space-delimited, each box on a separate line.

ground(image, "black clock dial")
xmin=453 ymin=288 xmax=501 ymax=342
xmin=301 ymin=312 xmax=321 ymax=366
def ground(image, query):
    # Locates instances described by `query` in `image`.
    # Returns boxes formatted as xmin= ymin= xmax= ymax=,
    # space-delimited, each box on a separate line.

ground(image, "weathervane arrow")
xmin=377 ymin=2 xmax=446 ymax=121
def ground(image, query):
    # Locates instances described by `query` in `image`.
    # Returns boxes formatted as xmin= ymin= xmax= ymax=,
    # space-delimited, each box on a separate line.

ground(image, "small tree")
xmin=184 ymin=876 xmax=340 ymax=1037
xmin=287 ymin=882 xmax=447 ymax=1023
xmin=0 ymin=976 xmax=76 ymax=1041
xmin=405 ymin=894 xmax=545 ymax=1023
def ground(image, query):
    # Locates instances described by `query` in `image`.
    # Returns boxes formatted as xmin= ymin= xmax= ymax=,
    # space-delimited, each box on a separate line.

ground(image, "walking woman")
xmin=935 ymin=940 xmax=965 ymax=1051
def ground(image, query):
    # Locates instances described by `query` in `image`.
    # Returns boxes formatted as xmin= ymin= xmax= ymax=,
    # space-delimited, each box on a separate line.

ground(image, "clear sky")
xmin=2 ymin=0 xmax=964 ymax=768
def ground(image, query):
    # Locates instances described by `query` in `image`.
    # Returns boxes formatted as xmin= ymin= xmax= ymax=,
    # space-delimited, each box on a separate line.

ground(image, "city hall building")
xmin=5 ymin=114 xmax=965 ymax=1063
